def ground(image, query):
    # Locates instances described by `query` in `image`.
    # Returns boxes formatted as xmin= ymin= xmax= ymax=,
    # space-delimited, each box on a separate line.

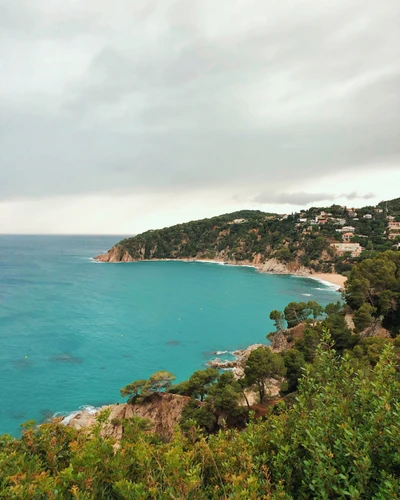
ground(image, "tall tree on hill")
xmin=244 ymin=347 xmax=286 ymax=403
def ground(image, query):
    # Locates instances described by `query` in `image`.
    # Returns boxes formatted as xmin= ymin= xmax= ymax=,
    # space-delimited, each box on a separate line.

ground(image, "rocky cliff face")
xmin=64 ymin=393 xmax=191 ymax=441
xmin=95 ymin=249 xmax=313 ymax=277
xmin=96 ymin=246 xmax=135 ymax=262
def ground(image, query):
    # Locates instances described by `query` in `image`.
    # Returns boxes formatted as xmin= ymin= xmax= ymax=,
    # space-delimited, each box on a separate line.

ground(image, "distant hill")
xmin=96 ymin=198 xmax=400 ymax=274
xmin=378 ymin=197 xmax=400 ymax=214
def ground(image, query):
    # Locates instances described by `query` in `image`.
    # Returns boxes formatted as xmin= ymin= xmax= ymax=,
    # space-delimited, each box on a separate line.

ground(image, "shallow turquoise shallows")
xmin=0 ymin=235 xmax=340 ymax=436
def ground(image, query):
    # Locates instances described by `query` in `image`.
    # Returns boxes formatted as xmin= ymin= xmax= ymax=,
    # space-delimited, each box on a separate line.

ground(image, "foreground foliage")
xmin=345 ymin=250 xmax=400 ymax=336
xmin=1 ymin=335 xmax=399 ymax=499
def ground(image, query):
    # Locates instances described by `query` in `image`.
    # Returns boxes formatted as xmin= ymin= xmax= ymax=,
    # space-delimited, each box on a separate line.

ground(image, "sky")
xmin=0 ymin=0 xmax=399 ymax=234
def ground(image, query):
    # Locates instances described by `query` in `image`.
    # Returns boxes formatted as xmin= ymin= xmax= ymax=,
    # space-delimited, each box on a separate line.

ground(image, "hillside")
xmin=96 ymin=199 xmax=400 ymax=274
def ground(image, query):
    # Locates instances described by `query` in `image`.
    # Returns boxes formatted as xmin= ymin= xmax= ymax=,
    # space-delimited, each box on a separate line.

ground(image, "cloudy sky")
xmin=0 ymin=0 xmax=399 ymax=234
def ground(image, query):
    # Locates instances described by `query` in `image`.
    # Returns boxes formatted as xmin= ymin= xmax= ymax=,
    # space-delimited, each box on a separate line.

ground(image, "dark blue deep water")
xmin=0 ymin=235 xmax=339 ymax=436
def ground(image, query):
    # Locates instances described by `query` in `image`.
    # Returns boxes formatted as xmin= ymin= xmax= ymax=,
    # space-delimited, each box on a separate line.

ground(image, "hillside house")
xmin=388 ymin=221 xmax=400 ymax=240
xmin=342 ymin=232 xmax=354 ymax=242
xmin=336 ymin=226 xmax=355 ymax=234
xmin=332 ymin=243 xmax=362 ymax=257
xmin=228 ymin=218 xmax=247 ymax=224
xmin=363 ymin=214 xmax=373 ymax=219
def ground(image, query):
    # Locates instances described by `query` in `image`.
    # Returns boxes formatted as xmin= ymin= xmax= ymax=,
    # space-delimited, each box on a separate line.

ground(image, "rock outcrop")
xmin=96 ymin=246 xmax=135 ymax=262
xmin=208 ymin=343 xmax=265 ymax=379
xmin=95 ymin=249 xmax=318 ymax=279
xmin=64 ymin=393 xmax=191 ymax=441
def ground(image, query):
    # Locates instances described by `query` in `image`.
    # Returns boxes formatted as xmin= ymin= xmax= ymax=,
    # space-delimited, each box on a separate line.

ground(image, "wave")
xmin=302 ymin=293 xmax=312 ymax=296
xmin=58 ymin=405 xmax=100 ymax=425
xmin=195 ymin=260 xmax=226 ymax=266
xmin=216 ymin=350 xmax=238 ymax=355
xmin=314 ymin=281 xmax=341 ymax=291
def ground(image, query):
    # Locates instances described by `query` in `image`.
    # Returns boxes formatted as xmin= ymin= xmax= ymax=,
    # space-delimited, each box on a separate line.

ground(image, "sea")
xmin=0 ymin=235 xmax=340 ymax=436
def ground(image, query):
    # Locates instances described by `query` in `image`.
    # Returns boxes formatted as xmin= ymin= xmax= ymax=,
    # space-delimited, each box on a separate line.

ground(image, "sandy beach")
xmin=307 ymin=273 xmax=347 ymax=288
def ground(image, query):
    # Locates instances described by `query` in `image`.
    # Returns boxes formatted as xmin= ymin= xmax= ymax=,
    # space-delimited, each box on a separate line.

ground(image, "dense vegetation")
xmin=103 ymin=198 xmax=400 ymax=273
xmin=345 ymin=250 xmax=400 ymax=336
xmin=1 ymin=334 xmax=399 ymax=498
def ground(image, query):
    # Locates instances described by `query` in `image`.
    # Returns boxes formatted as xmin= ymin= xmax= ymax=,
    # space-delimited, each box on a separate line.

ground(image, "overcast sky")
xmin=0 ymin=0 xmax=399 ymax=234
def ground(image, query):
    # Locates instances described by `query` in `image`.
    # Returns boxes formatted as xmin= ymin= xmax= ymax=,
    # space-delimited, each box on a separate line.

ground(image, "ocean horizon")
xmin=0 ymin=235 xmax=340 ymax=436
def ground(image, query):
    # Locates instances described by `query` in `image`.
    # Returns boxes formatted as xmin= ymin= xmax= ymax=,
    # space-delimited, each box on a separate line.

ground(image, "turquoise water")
xmin=0 ymin=235 xmax=339 ymax=436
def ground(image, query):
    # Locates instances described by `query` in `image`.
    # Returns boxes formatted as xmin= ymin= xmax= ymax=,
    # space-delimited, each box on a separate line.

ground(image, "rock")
xmin=207 ymin=358 xmax=236 ymax=369
xmin=345 ymin=314 xmax=355 ymax=330
xmin=269 ymin=331 xmax=290 ymax=352
xmin=64 ymin=393 xmax=192 ymax=441
xmin=95 ymin=246 xmax=135 ymax=262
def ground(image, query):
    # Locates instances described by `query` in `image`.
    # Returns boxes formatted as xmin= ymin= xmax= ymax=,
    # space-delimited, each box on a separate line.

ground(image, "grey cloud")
xmin=342 ymin=191 xmax=375 ymax=201
xmin=254 ymin=191 xmax=376 ymax=206
xmin=0 ymin=0 xmax=399 ymax=202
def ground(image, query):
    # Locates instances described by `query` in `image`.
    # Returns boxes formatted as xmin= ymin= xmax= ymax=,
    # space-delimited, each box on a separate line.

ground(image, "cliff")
xmin=64 ymin=392 xmax=193 ymax=441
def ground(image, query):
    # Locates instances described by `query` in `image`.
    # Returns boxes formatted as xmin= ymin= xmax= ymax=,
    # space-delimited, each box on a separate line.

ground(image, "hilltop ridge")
xmin=96 ymin=198 xmax=400 ymax=274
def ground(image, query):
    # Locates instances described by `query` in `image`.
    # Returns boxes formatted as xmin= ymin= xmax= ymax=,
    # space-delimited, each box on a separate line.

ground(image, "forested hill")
xmin=96 ymin=199 xmax=400 ymax=273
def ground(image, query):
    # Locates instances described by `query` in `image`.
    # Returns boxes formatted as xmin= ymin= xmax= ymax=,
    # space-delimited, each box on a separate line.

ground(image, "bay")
xmin=0 ymin=235 xmax=339 ymax=436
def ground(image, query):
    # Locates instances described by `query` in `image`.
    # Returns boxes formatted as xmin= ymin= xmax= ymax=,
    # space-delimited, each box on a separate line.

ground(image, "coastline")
xmin=95 ymin=253 xmax=346 ymax=290
xmin=304 ymin=273 xmax=347 ymax=289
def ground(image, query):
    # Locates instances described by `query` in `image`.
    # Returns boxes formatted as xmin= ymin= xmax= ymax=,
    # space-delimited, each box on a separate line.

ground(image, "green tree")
xmin=269 ymin=309 xmax=285 ymax=332
xmin=307 ymin=300 xmax=324 ymax=320
xmin=120 ymin=379 xmax=148 ymax=403
xmin=244 ymin=347 xmax=286 ymax=403
xmin=187 ymin=368 xmax=219 ymax=401
xmin=354 ymin=303 xmax=377 ymax=333
xmin=120 ymin=370 xmax=176 ymax=403
xmin=345 ymin=251 xmax=400 ymax=335
xmin=282 ymin=349 xmax=306 ymax=393
xmin=284 ymin=301 xmax=310 ymax=328
xmin=180 ymin=400 xmax=217 ymax=434
xmin=208 ymin=371 xmax=243 ymax=415
xmin=148 ymin=370 xmax=176 ymax=392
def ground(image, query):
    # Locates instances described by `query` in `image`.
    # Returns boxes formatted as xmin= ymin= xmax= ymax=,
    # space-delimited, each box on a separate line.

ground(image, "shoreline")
xmin=304 ymin=273 xmax=347 ymax=289
xmin=94 ymin=254 xmax=346 ymax=290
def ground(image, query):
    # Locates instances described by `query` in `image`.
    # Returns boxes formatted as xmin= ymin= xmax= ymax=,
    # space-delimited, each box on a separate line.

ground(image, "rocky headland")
xmin=93 ymin=209 xmax=353 ymax=289
xmin=63 ymin=392 xmax=194 ymax=442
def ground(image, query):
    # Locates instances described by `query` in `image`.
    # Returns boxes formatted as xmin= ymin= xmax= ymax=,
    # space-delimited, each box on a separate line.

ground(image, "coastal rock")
xmin=207 ymin=358 xmax=236 ymax=369
xmin=95 ymin=246 xmax=135 ymax=263
xmin=268 ymin=331 xmax=290 ymax=353
xmin=65 ymin=393 xmax=192 ymax=441
xmin=259 ymin=258 xmax=291 ymax=274
xmin=207 ymin=343 xmax=265 ymax=379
